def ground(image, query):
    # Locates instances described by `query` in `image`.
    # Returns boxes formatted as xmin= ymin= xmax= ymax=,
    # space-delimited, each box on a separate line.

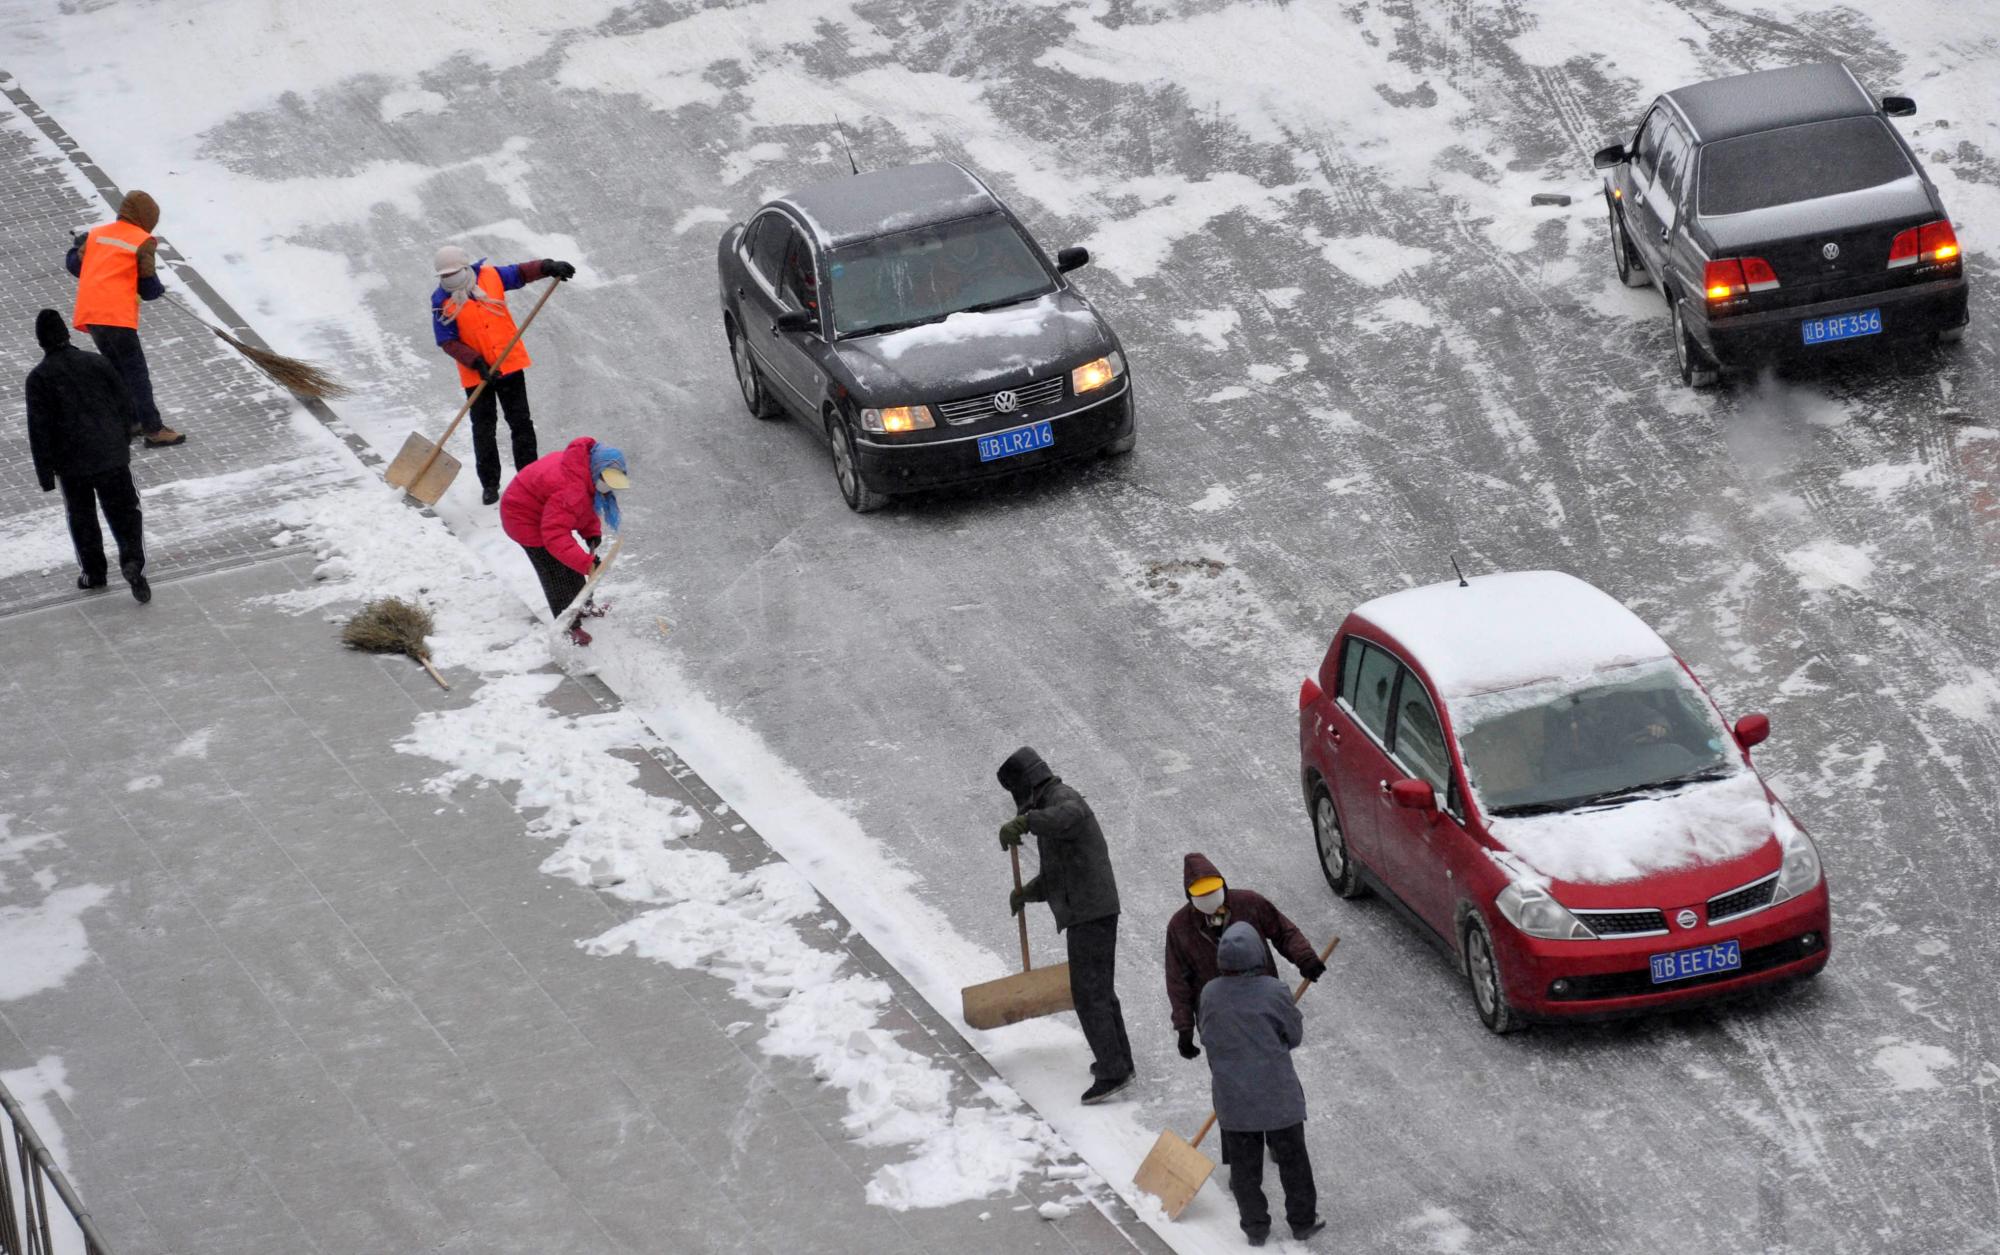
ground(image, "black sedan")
xmin=1594 ymin=62 xmax=1968 ymax=387
xmin=716 ymin=162 xmax=1134 ymax=512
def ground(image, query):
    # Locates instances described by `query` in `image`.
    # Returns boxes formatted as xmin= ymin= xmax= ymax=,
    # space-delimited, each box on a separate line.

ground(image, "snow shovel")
xmin=1132 ymin=935 xmax=1340 ymax=1221
xmin=961 ymin=846 xmax=1074 ymax=1030
xmin=386 ymin=279 xmax=562 ymax=506
xmin=551 ymin=531 xmax=623 ymax=644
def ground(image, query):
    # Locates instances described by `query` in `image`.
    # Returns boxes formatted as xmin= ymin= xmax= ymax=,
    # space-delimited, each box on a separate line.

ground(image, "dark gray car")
xmin=716 ymin=162 xmax=1135 ymax=512
xmin=1594 ymin=62 xmax=1968 ymax=387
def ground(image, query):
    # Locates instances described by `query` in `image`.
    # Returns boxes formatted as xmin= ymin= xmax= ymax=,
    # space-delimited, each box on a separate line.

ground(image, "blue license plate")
xmin=1649 ymin=939 xmax=1742 ymax=985
xmin=1801 ymin=308 xmax=1881 ymax=345
xmin=977 ymin=420 xmax=1054 ymax=463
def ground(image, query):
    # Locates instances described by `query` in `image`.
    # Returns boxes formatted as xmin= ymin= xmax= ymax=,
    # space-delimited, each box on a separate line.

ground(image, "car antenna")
xmin=833 ymin=116 xmax=861 ymax=176
xmin=1450 ymin=555 xmax=1469 ymax=587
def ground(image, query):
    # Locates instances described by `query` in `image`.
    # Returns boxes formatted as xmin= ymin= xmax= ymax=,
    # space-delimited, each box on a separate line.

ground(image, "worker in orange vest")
xmin=65 ymin=189 xmax=187 ymax=447
xmin=430 ymin=246 xmax=575 ymax=504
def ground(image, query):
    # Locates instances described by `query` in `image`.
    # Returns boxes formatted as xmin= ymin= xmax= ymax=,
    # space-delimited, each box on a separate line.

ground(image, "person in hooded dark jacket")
xmin=1198 ymin=920 xmax=1324 ymax=1246
xmin=996 ymin=746 xmax=1134 ymax=1103
xmin=25 ymin=309 xmax=149 ymax=602
xmin=1166 ymin=852 xmax=1324 ymax=1062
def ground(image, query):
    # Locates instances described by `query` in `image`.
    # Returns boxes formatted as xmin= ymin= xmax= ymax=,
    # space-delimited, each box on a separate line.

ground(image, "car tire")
xmin=1672 ymin=297 xmax=1720 ymax=389
xmin=729 ymin=320 xmax=782 ymax=420
xmin=827 ymin=412 xmax=887 ymax=513
xmin=1463 ymin=915 xmax=1525 ymax=1035
xmin=1312 ymin=788 xmax=1366 ymax=900
xmin=1610 ymin=203 xmax=1647 ymax=288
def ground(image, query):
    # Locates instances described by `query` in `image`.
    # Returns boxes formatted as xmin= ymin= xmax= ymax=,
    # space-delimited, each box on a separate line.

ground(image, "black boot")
xmin=1080 ymin=1074 xmax=1133 ymax=1105
xmin=77 ymin=573 xmax=107 ymax=590
xmin=1291 ymin=1220 xmax=1326 ymax=1241
xmin=122 ymin=558 xmax=150 ymax=605
xmin=481 ymin=484 xmax=501 ymax=505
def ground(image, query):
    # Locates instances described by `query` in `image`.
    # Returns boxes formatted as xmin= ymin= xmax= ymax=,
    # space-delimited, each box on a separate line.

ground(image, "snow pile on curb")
xmin=265 ymin=483 xmax=1068 ymax=1212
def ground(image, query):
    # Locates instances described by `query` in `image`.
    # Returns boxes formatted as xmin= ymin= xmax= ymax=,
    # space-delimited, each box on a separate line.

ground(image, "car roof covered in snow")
xmin=1351 ymin=571 xmax=1674 ymax=700
xmin=773 ymin=162 xmax=1002 ymax=249
xmin=1664 ymin=62 xmax=1875 ymax=144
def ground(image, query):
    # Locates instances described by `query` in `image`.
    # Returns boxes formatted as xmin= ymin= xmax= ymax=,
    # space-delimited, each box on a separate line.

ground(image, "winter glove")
xmin=998 ymin=815 xmax=1031 ymax=849
xmin=543 ymin=259 xmax=577 ymax=281
xmin=479 ymin=363 xmax=504 ymax=387
xmin=1177 ymin=1028 xmax=1201 ymax=1060
xmin=1299 ymin=957 xmax=1327 ymax=983
xmin=1008 ymin=877 xmax=1043 ymax=916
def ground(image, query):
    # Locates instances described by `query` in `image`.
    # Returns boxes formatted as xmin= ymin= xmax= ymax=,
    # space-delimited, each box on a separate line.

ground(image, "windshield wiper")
xmin=847 ymin=313 xmax=949 ymax=338
xmin=959 ymin=292 xmax=1041 ymax=315
xmin=1489 ymin=767 xmax=1731 ymax=818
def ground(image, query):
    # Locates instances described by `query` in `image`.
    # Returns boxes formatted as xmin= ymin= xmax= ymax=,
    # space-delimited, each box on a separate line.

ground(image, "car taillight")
xmin=1704 ymin=257 xmax=1778 ymax=302
xmin=1889 ymin=219 xmax=1960 ymax=268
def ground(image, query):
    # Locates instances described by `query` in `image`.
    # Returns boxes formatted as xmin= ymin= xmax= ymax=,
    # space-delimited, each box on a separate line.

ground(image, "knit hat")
xmin=34 ymin=309 xmax=68 ymax=351
xmin=117 ymin=190 xmax=159 ymax=232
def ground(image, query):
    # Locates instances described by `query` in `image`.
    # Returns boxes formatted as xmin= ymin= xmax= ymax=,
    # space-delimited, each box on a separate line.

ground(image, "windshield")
xmin=1698 ymin=115 xmax=1913 ymax=216
xmin=1455 ymin=658 xmax=1737 ymax=814
xmin=828 ymin=212 xmax=1055 ymax=337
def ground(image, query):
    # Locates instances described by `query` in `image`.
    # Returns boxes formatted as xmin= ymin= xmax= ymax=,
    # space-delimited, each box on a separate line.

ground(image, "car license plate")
xmin=977 ymin=420 xmax=1054 ymax=463
xmin=1649 ymin=939 xmax=1742 ymax=985
xmin=1801 ymin=308 xmax=1881 ymax=345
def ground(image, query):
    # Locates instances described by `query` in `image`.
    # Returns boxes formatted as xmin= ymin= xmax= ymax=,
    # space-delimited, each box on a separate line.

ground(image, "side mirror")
xmin=1298 ymin=677 xmax=1323 ymax=711
xmin=1592 ymin=143 xmax=1627 ymax=170
xmin=1882 ymin=96 xmax=1916 ymax=118
xmin=1734 ymin=713 xmax=1770 ymax=751
xmin=1056 ymin=246 xmax=1091 ymax=273
xmin=1390 ymin=779 xmax=1437 ymax=812
xmin=773 ymin=309 xmax=815 ymax=334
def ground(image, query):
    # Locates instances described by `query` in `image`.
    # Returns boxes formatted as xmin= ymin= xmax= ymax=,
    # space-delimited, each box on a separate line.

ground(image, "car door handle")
xmin=1378 ymin=780 xmax=1392 ymax=794
xmin=1325 ymin=727 xmax=1342 ymax=745
xmin=1659 ymin=226 xmax=1670 ymax=242
xmin=736 ymin=287 xmax=746 ymax=299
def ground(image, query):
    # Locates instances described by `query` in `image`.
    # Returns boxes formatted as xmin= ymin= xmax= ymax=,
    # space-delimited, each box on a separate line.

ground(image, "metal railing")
xmin=0 ymin=1079 xmax=110 ymax=1255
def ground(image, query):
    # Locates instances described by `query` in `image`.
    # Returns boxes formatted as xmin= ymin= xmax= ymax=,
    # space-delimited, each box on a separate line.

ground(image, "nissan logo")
xmin=992 ymin=390 xmax=1019 ymax=413
xmin=1676 ymin=908 xmax=1699 ymax=930
xmin=1822 ymin=242 xmax=1841 ymax=261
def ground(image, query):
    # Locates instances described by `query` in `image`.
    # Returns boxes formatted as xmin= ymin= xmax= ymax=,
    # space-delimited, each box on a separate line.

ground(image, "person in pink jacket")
xmin=499 ymin=436 xmax=626 ymax=645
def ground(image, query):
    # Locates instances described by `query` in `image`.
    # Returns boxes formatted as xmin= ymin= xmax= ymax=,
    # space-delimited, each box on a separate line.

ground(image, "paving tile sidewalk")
xmin=0 ymin=70 xmax=1169 ymax=1255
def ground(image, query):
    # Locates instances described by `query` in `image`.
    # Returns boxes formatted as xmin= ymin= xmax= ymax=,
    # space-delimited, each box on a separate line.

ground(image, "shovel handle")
xmin=406 ymin=278 xmax=563 ymax=491
xmin=1011 ymin=845 xmax=1032 ymax=972
xmin=1188 ymin=935 xmax=1339 ymax=1151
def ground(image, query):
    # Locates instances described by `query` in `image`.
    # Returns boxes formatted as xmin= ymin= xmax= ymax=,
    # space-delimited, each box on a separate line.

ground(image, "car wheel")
xmin=1463 ymin=916 xmax=1524 ymax=1035
xmin=1312 ymin=789 xmax=1366 ymax=899
xmin=730 ymin=321 xmax=782 ymax=420
xmin=1672 ymin=297 xmax=1720 ymax=389
xmin=1610 ymin=203 xmax=1647 ymax=288
xmin=827 ymin=412 xmax=887 ymax=513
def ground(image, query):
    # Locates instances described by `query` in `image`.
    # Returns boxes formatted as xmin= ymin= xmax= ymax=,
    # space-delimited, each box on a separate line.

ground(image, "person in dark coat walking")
xmin=1166 ymin=852 xmax=1324 ymax=1062
xmin=25 ymin=309 xmax=149 ymax=603
xmin=997 ymin=746 xmax=1134 ymax=1103
xmin=1198 ymin=921 xmax=1324 ymax=1246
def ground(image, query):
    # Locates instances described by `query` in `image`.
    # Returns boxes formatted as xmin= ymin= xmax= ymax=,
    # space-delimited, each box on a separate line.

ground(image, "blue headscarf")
xmin=589 ymin=443 xmax=626 ymax=533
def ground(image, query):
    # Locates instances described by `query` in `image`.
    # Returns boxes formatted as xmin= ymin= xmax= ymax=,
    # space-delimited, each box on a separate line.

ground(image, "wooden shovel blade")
xmin=385 ymin=432 xmax=461 ymax=506
xmin=960 ymin=962 xmax=1073 ymax=1030
xmin=1132 ymin=1128 xmax=1215 ymax=1221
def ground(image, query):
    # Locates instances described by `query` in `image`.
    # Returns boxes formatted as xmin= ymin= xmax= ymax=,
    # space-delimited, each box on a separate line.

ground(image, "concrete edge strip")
xmin=0 ymin=69 xmax=1171 ymax=1253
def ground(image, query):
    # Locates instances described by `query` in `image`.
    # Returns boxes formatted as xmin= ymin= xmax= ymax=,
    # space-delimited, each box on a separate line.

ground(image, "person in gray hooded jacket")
xmin=1197 ymin=920 xmax=1323 ymax=1246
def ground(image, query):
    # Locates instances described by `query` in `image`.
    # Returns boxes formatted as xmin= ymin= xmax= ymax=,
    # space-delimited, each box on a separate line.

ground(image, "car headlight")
xmin=859 ymin=405 xmax=935 ymax=434
xmin=1768 ymin=823 xmax=1822 ymax=905
xmin=1495 ymin=881 xmax=1595 ymax=940
xmin=1071 ymin=351 xmax=1125 ymax=394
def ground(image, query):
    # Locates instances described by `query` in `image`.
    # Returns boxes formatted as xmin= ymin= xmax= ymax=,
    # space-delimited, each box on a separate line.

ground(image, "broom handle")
xmin=407 ymin=278 xmax=563 ymax=491
xmin=1011 ymin=845 xmax=1033 ymax=972
xmin=1188 ymin=935 xmax=1340 ymax=1151
xmin=418 ymin=656 xmax=450 ymax=691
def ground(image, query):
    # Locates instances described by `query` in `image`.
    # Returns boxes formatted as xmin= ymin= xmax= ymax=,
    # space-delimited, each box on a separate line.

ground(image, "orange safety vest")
xmin=443 ymin=264 xmax=532 ymax=388
xmin=72 ymin=220 xmax=152 ymax=332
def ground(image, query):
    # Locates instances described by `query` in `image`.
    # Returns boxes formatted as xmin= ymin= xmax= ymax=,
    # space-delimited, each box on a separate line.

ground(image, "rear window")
xmin=1698 ymin=116 xmax=1913 ymax=216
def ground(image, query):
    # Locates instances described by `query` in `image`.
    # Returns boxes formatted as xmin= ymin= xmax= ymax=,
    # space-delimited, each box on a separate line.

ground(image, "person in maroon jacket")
xmin=499 ymin=436 xmax=625 ymax=646
xmin=1166 ymin=852 xmax=1325 ymax=1062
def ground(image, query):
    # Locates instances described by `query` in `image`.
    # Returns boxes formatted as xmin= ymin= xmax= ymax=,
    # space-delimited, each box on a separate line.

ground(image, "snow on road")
xmin=3 ymin=0 xmax=1998 ymax=1249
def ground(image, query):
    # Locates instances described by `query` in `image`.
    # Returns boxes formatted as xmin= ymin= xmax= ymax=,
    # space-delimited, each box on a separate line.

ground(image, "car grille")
xmin=1574 ymin=910 xmax=1667 ymax=937
xmin=1707 ymin=874 xmax=1778 ymax=923
xmin=1548 ymin=934 xmax=1823 ymax=1002
xmin=936 ymin=375 xmax=1066 ymax=425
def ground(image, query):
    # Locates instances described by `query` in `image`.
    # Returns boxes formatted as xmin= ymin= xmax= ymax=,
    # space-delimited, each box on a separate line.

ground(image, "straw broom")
xmin=341 ymin=597 xmax=449 ymax=690
xmin=164 ymin=294 xmax=350 ymax=399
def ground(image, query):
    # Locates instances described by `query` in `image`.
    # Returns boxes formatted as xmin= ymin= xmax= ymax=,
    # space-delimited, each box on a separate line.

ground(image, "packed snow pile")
xmin=265 ymin=483 xmax=1069 ymax=1212
xmin=1487 ymin=771 xmax=1778 ymax=885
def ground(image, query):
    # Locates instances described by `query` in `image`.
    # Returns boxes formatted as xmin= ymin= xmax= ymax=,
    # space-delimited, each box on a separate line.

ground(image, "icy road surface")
xmin=3 ymin=0 xmax=1995 ymax=1249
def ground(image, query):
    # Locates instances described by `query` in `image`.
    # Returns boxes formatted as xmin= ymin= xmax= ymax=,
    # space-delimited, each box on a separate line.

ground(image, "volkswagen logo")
xmin=1822 ymin=241 xmax=1841 ymax=261
xmin=992 ymin=390 xmax=1019 ymax=413
xmin=1676 ymin=908 xmax=1699 ymax=930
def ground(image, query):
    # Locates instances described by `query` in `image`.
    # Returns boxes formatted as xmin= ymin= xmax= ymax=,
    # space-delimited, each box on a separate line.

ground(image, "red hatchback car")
xmin=1298 ymin=571 xmax=1831 ymax=1032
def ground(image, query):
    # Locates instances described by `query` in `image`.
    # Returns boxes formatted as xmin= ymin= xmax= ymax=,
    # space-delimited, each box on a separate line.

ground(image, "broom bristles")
xmin=341 ymin=596 xmax=435 ymax=662
xmin=210 ymin=326 xmax=350 ymax=399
